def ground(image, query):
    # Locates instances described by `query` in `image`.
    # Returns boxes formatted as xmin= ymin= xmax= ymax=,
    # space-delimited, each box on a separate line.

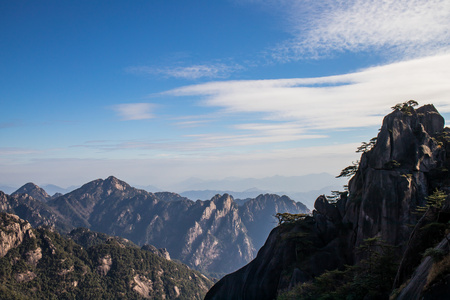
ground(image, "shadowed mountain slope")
xmin=205 ymin=104 xmax=450 ymax=300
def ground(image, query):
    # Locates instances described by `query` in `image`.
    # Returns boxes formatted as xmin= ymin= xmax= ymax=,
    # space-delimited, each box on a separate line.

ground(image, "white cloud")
xmin=167 ymin=53 xmax=450 ymax=130
xmin=127 ymin=63 xmax=242 ymax=80
xmin=111 ymin=103 xmax=155 ymax=120
xmin=268 ymin=0 xmax=450 ymax=59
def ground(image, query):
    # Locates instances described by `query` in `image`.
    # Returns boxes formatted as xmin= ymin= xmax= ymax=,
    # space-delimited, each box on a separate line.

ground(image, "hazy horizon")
xmin=2 ymin=1 xmax=450 ymax=188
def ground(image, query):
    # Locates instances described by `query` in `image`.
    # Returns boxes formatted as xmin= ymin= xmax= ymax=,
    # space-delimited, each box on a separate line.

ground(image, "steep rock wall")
xmin=205 ymin=104 xmax=447 ymax=299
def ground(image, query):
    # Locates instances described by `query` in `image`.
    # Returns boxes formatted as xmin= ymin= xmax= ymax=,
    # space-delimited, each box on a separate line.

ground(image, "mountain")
xmin=1 ymin=176 xmax=309 ymax=275
xmin=154 ymin=192 xmax=191 ymax=202
xmin=12 ymin=182 xmax=51 ymax=202
xmin=0 ymin=190 xmax=72 ymax=232
xmin=205 ymin=104 xmax=450 ymax=299
xmin=180 ymin=188 xmax=269 ymax=201
xmin=46 ymin=176 xmax=155 ymax=229
xmin=0 ymin=212 xmax=213 ymax=299
xmin=47 ymin=185 xmax=257 ymax=275
xmin=67 ymin=227 xmax=171 ymax=260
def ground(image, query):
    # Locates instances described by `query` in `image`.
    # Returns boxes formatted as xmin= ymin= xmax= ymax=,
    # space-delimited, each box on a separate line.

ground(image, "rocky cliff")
xmin=205 ymin=103 xmax=450 ymax=299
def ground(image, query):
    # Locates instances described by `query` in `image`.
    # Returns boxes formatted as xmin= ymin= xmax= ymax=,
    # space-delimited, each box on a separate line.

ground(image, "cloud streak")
xmin=127 ymin=63 xmax=242 ymax=80
xmin=269 ymin=0 xmax=450 ymax=60
xmin=111 ymin=103 xmax=155 ymax=120
xmin=167 ymin=53 xmax=450 ymax=130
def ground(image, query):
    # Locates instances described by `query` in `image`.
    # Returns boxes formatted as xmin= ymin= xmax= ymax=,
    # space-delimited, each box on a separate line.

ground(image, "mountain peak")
xmin=12 ymin=182 xmax=50 ymax=202
xmin=104 ymin=176 xmax=129 ymax=191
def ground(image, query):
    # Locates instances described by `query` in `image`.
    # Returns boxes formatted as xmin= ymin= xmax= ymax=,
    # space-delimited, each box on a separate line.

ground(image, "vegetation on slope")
xmin=0 ymin=213 xmax=213 ymax=299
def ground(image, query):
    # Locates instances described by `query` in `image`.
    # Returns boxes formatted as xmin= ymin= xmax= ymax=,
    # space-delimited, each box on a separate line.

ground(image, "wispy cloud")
xmin=173 ymin=120 xmax=211 ymax=128
xmin=0 ymin=147 xmax=41 ymax=156
xmin=72 ymin=128 xmax=325 ymax=154
xmin=111 ymin=103 xmax=155 ymax=120
xmin=127 ymin=63 xmax=243 ymax=80
xmin=167 ymin=53 xmax=450 ymax=130
xmin=267 ymin=0 xmax=450 ymax=60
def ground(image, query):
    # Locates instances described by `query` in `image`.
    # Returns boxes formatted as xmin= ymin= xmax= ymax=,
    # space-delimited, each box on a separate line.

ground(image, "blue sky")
xmin=1 ymin=0 xmax=450 ymax=189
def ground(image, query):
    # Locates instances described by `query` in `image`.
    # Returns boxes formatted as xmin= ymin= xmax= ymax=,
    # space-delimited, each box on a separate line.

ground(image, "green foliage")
xmin=275 ymin=213 xmax=309 ymax=226
xmin=356 ymin=137 xmax=377 ymax=153
xmin=0 ymin=219 xmax=213 ymax=299
xmin=384 ymin=160 xmax=401 ymax=169
xmin=425 ymin=253 xmax=450 ymax=290
xmin=326 ymin=191 xmax=347 ymax=204
xmin=423 ymin=248 xmax=446 ymax=262
xmin=435 ymin=130 xmax=450 ymax=144
xmin=415 ymin=189 xmax=448 ymax=214
xmin=336 ymin=161 xmax=359 ymax=178
xmin=391 ymin=100 xmax=419 ymax=115
xmin=67 ymin=227 xmax=139 ymax=249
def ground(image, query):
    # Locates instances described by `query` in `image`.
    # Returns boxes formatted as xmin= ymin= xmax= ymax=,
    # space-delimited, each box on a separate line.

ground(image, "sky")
xmin=1 ymin=0 xmax=450 ymax=190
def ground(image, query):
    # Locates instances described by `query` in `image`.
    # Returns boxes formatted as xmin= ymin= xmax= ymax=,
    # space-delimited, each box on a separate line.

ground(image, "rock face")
xmin=205 ymin=104 xmax=450 ymax=299
xmin=344 ymin=104 xmax=445 ymax=256
xmin=0 ymin=213 xmax=34 ymax=257
xmin=178 ymin=194 xmax=254 ymax=273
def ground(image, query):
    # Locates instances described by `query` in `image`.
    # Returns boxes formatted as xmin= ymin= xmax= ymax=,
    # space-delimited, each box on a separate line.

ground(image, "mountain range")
xmin=1 ymin=173 xmax=344 ymax=210
xmin=0 ymin=178 xmax=308 ymax=276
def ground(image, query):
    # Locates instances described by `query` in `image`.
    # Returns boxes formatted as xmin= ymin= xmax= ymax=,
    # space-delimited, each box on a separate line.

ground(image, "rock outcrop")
xmin=0 ymin=213 xmax=34 ymax=257
xmin=344 ymin=104 xmax=445 ymax=258
xmin=205 ymin=104 xmax=450 ymax=299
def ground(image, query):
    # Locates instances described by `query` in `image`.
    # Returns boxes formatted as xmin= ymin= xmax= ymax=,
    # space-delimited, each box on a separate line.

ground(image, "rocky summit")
xmin=11 ymin=182 xmax=51 ymax=202
xmin=205 ymin=104 xmax=450 ymax=300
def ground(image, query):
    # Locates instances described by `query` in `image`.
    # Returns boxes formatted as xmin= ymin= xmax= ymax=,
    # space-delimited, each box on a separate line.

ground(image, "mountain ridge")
xmin=1 ymin=177 xmax=309 ymax=275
